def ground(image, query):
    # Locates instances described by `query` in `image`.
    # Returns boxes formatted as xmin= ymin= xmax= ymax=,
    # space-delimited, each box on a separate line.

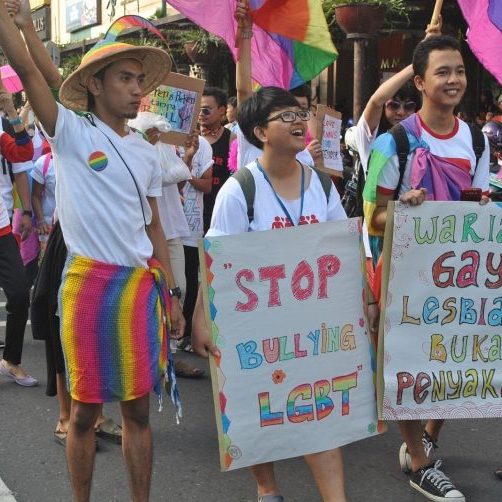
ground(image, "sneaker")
xmin=409 ymin=460 xmax=465 ymax=501
xmin=0 ymin=339 xmax=4 ymax=349
xmin=399 ymin=431 xmax=438 ymax=473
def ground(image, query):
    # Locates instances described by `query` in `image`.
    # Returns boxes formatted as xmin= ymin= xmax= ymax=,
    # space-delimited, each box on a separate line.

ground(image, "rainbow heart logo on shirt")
xmin=88 ymin=151 xmax=108 ymax=172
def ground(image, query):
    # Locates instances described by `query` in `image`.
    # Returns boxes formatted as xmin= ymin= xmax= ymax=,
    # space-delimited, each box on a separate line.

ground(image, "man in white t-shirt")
xmin=367 ymin=35 xmax=489 ymax=502
xmin=0 ymin=9 xmax=186 ymax=500
xmin=179 ymin=132 xmax=213 ymax=350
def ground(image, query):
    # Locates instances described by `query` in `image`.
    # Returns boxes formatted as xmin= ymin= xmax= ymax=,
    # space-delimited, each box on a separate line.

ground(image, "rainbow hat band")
xmin=59 ymin=16 xmax=171 ymax=112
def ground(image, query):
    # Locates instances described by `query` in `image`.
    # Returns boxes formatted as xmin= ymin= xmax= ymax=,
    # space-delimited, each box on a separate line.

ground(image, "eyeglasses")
xmin=266 ymin=110 xmax=311 ymax=123
xmin=385 ymin=100 xmax=417 ymax=113
xmin=200 ymin=107 xmax=212 ymax=116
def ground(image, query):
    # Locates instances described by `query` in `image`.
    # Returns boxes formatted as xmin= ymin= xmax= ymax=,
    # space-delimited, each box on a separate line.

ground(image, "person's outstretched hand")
xmin=424 ymin=14 xmax=442 ymax=39
xmin=5 ymin=0 xmax=32 ymax=29
xmin=234 ymin=0 xmax=252 ymax=31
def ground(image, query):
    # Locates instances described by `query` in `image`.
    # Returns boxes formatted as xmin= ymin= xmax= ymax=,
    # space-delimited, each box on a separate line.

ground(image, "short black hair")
xmin=290 ymin=84 xmax=312 ymax=108
xmin=202 ymin=86 xmax=228 ymax=108
xmin=237 ymin=86 xmax=299 ymax=149
xmin=227 ymin=96 xmax=237 ymax=108
xmin=412 ymin=35 xmax=462 ymax=78
xmin=86 ymin=64 xmax=110 ymax=111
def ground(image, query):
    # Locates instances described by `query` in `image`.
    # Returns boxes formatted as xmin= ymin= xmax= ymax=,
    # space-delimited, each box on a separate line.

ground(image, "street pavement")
xmin=0 ymin=295 xmax=501 ymax=501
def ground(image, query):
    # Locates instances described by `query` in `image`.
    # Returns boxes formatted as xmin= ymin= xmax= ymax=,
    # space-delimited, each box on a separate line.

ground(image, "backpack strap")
xmin=232 ymin=167 xmax=256 ymax=223
xmin=233 ymin=164 xmax=332 ymax=224
xmin=311 ymin=166 xmax=332 ymax=204
xmin=389 ymin=124 xmax=410 ymax=200
xmin=468 ymin=123 xmax=485 ymax=170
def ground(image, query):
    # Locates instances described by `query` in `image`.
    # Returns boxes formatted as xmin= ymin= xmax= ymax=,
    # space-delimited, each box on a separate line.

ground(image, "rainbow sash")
xmin=59 ymin=255 xmax=180 ymax=414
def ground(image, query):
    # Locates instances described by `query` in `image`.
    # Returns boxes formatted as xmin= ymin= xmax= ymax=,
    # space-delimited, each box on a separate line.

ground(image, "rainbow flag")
xmin=165 ymin=0 xmax=337 ymax=89
xmin=59 ymin=255 xmax=180 ymax=414
xmin=457 ymin=0 xmax=502 ymax=85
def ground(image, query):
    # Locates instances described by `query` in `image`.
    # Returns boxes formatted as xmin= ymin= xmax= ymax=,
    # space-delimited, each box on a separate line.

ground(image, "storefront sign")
xmin=32 ymin=6 xmax=51 ymax=41
xmin=66 ymin=0 xmax=101 ymax=33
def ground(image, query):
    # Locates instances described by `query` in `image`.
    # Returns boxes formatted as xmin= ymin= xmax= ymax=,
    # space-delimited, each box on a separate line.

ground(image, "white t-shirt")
xmin=207 ymin=161 xmax=347 ymax=237
xmin=378 ymin=117 xmax=490 ymax=197
xmin=181 ymin=136 xmax=214 ymax=247
xmin=158 ymin=182 xmax=190 ymax=240
xmin=236 ymin=126 xmax=314 ymax=171
xmin=31 ymin=153 xmax=56 ymax=224
xmin=355 ymin=113 xmax=379 ymax=173
xmin=42 ymin=104 xmax=162 ymax=268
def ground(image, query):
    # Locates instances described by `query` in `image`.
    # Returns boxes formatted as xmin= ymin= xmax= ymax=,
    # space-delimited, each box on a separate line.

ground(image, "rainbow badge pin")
xmin=88 ymin=151 xmax=108 ymax=172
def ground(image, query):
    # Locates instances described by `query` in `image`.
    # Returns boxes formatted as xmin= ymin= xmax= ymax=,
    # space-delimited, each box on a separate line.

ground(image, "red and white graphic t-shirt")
xmin=206 ymin=161 xmax=347 ymax=237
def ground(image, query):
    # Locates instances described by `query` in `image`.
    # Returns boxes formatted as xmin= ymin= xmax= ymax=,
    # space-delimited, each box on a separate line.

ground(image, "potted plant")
xmin=323 ymin=0 xmax=406 ymax=36
xmin=178 ymin=28 xmax=224 ymax=64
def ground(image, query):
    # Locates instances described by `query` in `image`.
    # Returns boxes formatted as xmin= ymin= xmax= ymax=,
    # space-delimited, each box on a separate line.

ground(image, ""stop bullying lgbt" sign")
xmin=200 ymin=219 xmax=381 ymax=471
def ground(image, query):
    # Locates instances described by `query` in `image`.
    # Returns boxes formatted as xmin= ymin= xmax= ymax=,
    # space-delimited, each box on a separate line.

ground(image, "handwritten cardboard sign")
xmin=200 ymin=220 xmax=381 ymax=471
xmin=316 ymin=105 xmax=342 ymax=174
xmin=378 ymin=201 xmax=502 ymax=420
xmin=139 ymin=72 xmax=205 ymax=146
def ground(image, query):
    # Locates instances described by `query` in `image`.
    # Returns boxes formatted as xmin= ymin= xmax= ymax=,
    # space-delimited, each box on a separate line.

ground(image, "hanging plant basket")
xmin=334 ymin=3 xmax=386 ymax=37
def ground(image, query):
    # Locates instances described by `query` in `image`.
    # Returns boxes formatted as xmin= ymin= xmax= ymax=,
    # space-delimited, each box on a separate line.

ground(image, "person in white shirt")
xmin=0 ymin=7 xmax=185 ymax=500
xmin=193 ymin=86 xmax=348 ymax=502
xmin=179 ymin=132 xmax=213 ymax=353
xmin=354 ymin=18 xmax=442 ymax=172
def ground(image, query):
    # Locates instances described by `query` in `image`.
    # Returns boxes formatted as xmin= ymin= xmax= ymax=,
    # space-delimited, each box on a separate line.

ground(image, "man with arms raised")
xmin=0 ymin=5 xmax=184 ymax=501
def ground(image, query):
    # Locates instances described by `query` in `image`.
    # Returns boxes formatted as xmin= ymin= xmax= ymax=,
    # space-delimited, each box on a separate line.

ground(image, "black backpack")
xmin=232 ymin=164 xmax=333 ymax=224
xmin=345 ymin=122 xmax=486 ymax=218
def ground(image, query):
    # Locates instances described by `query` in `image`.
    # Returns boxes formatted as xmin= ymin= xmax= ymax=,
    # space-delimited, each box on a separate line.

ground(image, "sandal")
xmin=54 ymin=429 xmax=67 ymax=447
xmin=53 ymin=429 xmax=99 ymax=450
xmin=495 ymin=466 xmax=502 ymax=479
xmin=94 ymin=418 xmax=122 ymax=444
xmin=174 ymin=359 xmax=205 ymax=379
xmin=258 ymin=496 xmax=284 ymax=502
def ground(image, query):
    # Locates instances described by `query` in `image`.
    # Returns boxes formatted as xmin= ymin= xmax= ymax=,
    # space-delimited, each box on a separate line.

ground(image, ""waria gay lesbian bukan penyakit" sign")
xmin=378 ymin=201 xmax=502 ymax=420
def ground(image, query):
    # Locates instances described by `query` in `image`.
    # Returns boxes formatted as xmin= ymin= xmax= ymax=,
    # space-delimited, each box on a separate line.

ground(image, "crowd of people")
xmin=0 ymin=1 xmax=501 ymax=501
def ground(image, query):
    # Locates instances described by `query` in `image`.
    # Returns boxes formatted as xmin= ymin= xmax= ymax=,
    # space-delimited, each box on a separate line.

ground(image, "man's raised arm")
xmin=0 ymin=1 xmax=57 ymax=136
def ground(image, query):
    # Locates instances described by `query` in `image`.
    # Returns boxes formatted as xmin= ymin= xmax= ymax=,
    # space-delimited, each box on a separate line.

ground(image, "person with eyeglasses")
xmin=353 ymin=18 xmax=442 ymax=173
xmin=192 ymin=86 xmax=348 ymax=502
xmin=199 ymin=86 xmax=236 ymax=234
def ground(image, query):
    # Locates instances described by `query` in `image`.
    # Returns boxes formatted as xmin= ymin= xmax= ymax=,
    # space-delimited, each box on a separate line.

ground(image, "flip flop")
xmin=54 ymin=429 xmax=99 ymax=450
xmin=54 ymin=429 xmax=67 ymax=447
xmin=94 ymin=418 xmax=122 ymax=444
xmin=174 ymin=359 xmax=205 ymax=379
xmin=495 ymin=466 xmax=502 ymax=479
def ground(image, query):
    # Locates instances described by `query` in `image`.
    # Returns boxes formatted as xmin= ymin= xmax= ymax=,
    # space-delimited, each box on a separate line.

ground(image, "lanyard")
xmin=257 ymin=160 xmax=305 ymax=226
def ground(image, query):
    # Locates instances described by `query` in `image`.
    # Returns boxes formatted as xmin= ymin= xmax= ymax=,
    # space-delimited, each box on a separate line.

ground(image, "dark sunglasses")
xmin=200 ymin=107 xmax=212 ymax=116
xmin=385 ymin=100 xmax=417 ymax=113
xmin=266 ymin=110 xmax=311 ymax=123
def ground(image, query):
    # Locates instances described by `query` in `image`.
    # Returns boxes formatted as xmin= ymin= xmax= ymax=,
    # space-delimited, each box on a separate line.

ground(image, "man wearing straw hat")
xmin=0 ymin=4 xmax=184 ymax=501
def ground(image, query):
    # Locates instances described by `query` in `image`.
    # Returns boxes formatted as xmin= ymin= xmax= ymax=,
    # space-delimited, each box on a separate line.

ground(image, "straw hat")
xmin=59 ymin=40 xmax=172 ymax=112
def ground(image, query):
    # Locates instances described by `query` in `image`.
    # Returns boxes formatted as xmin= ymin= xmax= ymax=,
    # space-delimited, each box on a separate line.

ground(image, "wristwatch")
xmin=169 ymin=287 xmax=182 ymax=298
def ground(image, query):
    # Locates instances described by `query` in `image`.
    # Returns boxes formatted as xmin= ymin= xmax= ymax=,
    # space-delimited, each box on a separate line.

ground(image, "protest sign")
xmin=200 ymin=220 xmax=381 ymax=471
xmin=139 ymin=72 xmax=205 ymax=145
xmin=316 ymin=105 xmax=343 ymax=174
xmin=378 ymin=201 xmax=502 ymax=420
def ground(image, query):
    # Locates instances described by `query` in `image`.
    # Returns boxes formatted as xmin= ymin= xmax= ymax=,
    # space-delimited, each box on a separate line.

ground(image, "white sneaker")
xmin=399 ymin=432 xmax=437 ymax=473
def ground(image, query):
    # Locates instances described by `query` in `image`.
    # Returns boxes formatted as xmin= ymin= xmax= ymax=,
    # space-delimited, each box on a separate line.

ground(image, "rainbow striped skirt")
xmin=58 ymin=255 xmax=178 ymax=406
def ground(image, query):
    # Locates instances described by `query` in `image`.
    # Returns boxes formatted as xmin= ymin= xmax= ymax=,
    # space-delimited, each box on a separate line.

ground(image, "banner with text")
xmin=378 ymin=201 xmax=502 ymax=420
xmin=316 ymin=105 xmax=342 ymax=173
xmin=201 ymin=220 xmax=381 ymax=471
xmin=140 ymin=73 xmax=205 ymax=146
